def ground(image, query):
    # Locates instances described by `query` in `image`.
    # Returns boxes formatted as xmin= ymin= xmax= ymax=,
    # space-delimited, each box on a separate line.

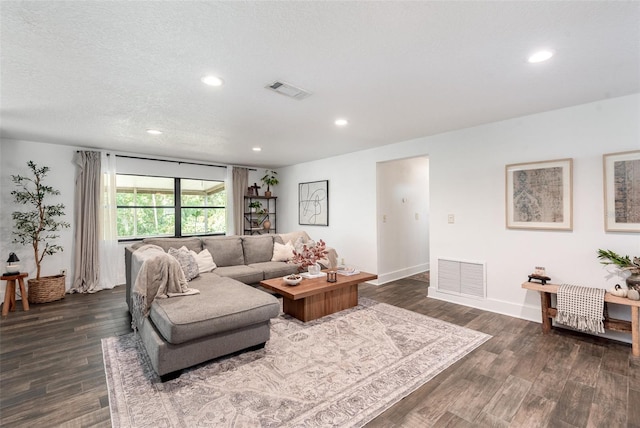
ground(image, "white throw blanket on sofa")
xmin=131 ymin=244 xmax=199 ymax=329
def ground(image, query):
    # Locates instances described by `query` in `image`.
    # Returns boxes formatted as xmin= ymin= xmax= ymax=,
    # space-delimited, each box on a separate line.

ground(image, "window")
xmin=116 ymin=175 xmax=226 ymax=239
xmin=180 ymin=179 xmax=226 ymax=236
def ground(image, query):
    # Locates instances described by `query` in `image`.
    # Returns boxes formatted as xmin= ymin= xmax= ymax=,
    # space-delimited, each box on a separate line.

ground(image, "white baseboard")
xmin=428 ymin=289 xmax=632 ymax=345
xmin=373 ymin=263 xmax=429 ymax=286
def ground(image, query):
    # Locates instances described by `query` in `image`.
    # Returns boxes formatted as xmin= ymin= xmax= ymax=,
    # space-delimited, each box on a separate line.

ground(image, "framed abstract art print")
xmin=298 ymin=180 xmax=329 ymax=226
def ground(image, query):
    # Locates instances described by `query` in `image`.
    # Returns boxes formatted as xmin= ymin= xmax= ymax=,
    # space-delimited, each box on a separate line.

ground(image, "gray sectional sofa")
xmin=124 ymin=234 xmax=300 ymax=378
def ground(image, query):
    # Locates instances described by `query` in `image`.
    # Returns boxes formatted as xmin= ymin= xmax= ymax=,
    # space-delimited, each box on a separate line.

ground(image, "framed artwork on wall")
xmin=505 ymin=158 xmax=573 ymax=230
xmin=603 ymin=150 xmax=640 ymax=232
xmin=299 ymin=180 xmax=329 ymax=226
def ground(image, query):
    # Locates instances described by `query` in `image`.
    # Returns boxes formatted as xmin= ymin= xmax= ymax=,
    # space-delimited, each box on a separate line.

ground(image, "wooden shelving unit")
xmin=244 ymin=196 xmax=277 ymax=235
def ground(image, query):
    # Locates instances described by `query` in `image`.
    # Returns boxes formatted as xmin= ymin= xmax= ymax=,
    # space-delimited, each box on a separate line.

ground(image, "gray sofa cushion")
xmin=248 ymin=261 xmax=299 ymax=280
xmin=242 ymin=235 xmax=275 ymax=265
xmin=214 ymin=265 xmax=264 ymax=284
xmin=168 ymin=247 xmax=200 ymax=281
xmin=202 ymin=236 xmax=245 ymax=267
xmin=150 ymin=276 xmax=280 ymax=345
xmin=142 ymin=237 xmax=203 ymax=253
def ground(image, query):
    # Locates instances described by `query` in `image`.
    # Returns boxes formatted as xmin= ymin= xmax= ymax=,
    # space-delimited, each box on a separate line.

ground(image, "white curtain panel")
xmin=72 ymin=151 xmax=119 ymax=293
xmin=98 ymin=152 xmax=119 ymax=290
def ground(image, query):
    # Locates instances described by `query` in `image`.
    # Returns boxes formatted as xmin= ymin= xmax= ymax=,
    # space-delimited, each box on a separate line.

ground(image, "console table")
xmin=522 ymin=281 xmax=640 ymax=356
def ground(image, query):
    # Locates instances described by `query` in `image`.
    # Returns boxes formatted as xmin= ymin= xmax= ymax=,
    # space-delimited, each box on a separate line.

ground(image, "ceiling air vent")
xmin=265 ymin=81 xmax=312 ymax=100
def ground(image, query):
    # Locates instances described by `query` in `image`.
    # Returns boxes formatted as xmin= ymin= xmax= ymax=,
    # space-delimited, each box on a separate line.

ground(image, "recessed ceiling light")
xmin=528 ymin=50 xmax=554 ymax=63
xmin=201 ymin=75 xmax=224 ymax=87
xmin=146 ymin=129 xmax=163 ymax=135
xmin=335 ymin=118 xmax=348 ymax=127
xmin=252 ymin=147 xmax=262 ymax=152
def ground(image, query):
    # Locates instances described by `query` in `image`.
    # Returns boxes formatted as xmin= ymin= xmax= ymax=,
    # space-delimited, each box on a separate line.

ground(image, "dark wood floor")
xmin=0 ymin=287 xmax=130 ymax=427
xmin=1 ymin=278 xmax=636 ymax=427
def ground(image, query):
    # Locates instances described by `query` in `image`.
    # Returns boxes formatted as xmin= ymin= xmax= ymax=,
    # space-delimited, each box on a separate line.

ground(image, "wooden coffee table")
xmin=260 ymin=271 xmax=377 ymax=322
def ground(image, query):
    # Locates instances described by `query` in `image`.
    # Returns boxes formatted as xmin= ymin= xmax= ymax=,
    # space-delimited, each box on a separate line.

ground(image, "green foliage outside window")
xmin=180 ymin=179 xmax=226 ymax=236
xmin=181 ymin=192 xmax=225 ymax=206
xmin=117 ymin=207 xmax=175 ymax=237
xmin=181 ymin=208 xmax=226 ymax=235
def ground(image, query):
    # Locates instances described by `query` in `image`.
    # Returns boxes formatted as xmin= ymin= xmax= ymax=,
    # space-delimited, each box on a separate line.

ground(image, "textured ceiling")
xmin=1 ymin=1 xmax=639 ymax=167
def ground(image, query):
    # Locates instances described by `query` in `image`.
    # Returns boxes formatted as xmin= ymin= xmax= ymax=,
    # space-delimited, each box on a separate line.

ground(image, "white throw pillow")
xmin=294 ymin=237 xmax=316 ymax=253
xmin=293 ymin=236 xmax=305 ymax=254
xmin=272 ymin=240 xmax=295 ymax=262
xmin=186 ymin=247 xmax=217 ymax=273
xmin=279 ymin=231 xmax=310 ymax=246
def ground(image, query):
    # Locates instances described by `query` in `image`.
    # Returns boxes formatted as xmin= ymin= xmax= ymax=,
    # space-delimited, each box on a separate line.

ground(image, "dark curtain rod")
xmin=115 ymin=154 xmax=231 ymax=169
xmin=76 ymin=151 xmax=256 ymax=171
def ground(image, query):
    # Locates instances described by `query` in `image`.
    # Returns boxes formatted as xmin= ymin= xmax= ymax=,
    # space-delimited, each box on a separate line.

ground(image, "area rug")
xmin=102 ymin=298 xmax=489 ymax=428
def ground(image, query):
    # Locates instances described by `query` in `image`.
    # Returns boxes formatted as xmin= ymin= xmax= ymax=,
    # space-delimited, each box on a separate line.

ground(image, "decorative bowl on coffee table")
xmin=283 ymin=274 xmax=302 ymax=286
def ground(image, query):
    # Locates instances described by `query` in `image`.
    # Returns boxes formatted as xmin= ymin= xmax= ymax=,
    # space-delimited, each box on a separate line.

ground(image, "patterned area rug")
xmin=103 ymin=298 xmax=489 ymax=428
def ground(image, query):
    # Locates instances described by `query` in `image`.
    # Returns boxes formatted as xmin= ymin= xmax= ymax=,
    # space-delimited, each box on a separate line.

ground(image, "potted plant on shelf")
xmin=597 ymin=249 xmax=640 ymax=290
xmin=248 ymin=200 xmax=262 ymax=213
xmin=248 ymin=201 xmax=265 ymax=228
xmin=11 ymin=161 xmax=70 ymax=303
xmin=261 ymin=170 xmax=279 ymax=198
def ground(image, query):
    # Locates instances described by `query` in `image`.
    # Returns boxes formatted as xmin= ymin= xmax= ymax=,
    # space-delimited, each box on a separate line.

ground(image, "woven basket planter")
xmin=27 ymin=275 xmax=66 ymax=304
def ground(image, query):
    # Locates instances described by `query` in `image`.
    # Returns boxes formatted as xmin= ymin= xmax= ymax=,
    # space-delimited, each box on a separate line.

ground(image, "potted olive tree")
xmin=11 ymin=161 xmax=70 ymax=303
xmin=261 ymin=170 xmax=279 ymax=198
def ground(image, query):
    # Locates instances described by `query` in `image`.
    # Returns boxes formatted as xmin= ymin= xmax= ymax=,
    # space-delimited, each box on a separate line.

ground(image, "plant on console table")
xmin=597 ymin=249 xmax=640 ymax=290
xmin=292 ymin=240 xmax=328 ymax=274
xmin=11 ymin=161 xmax=70 ymax=303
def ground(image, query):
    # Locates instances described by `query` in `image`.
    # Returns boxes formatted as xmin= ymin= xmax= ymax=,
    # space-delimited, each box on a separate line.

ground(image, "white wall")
xmin=278 ymin=94 xmax=640 ymax=339
xmin=1 ymin=140 xmax=78 ymax=300
xmin=376 ymin=157 xmax=430 ymax=283
xmin=428 ymin=94 xmax=639 ymax=323
xmin=116 ymin=156 xmax=228 ymax=181
xmin=2 ymin=94 xmax=638 ymax=342
xmin=278 ymin=149 xmax=382 ymax=274
xmin=0 ymin=140 xmax=270 ymax=302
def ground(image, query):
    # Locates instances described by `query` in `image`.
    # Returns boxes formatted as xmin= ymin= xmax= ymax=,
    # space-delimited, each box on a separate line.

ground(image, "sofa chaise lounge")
xmin=124 ymin=232 xmax=336 ymax=378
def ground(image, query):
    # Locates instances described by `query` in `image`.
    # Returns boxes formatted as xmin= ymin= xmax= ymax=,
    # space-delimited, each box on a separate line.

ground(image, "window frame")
xmin=116 ymin=174 xmax=226 ymax=242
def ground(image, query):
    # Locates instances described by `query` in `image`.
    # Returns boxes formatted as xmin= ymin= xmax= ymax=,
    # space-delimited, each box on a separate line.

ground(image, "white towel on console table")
xmin=556 ymin=284 xmax=605 ymax=334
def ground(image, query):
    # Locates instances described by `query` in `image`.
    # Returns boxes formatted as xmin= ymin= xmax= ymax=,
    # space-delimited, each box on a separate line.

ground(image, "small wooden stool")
xmin=2 ymin=273 xmax=29 ymax=317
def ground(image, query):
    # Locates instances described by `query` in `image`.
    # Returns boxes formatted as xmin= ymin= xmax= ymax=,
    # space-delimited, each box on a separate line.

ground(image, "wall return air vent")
xmin=437 ymin=258 xmax=486 ymax=299
xmin=265 ymin=81 xmax=312 ymax=100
